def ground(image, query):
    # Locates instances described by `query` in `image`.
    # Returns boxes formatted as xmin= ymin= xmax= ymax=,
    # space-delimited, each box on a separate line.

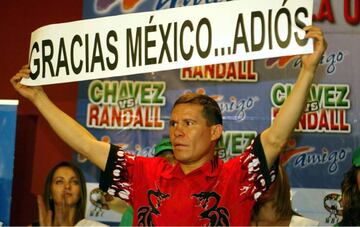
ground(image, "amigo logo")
xmin=280 ymin=138 xmax=315 ymax=165
xmin=94 ymin=0 xmax=229 ymax=14
xmin=219 ymin=96 xmax=259 ymax=122
xmin=265 ymin=51 xmax=346 ymax=76
xmin=183 ymin=88 xmax=259 ymax=122
xmin=293 ymin=51 xmax=345 ymax=75
xmin=265 ymin=55 xmax=297 ymax=69
xmin=95 ymin=0 xmax=142 ymax=14
xmin=155 ymin=0 xmax=229 ymax=10
xmin=294 ymin=147 xmax=350 ymax=174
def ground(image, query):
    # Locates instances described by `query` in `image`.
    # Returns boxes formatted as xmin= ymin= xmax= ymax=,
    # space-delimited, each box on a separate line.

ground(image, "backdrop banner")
xmin=75 ymin=0 xmax=359 ymax=226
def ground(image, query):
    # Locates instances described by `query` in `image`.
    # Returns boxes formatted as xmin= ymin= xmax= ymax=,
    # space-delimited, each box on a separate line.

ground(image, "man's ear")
xmin=211 ymin=124 xmax=223 ymax=141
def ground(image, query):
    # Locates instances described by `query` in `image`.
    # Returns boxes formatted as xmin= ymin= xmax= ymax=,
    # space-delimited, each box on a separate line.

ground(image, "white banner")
xmin=23 ymin=0 xmax=313 ymax=86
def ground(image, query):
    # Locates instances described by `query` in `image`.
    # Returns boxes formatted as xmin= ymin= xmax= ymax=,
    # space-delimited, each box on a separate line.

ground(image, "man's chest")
xmin=131 ymin=175 xmax=251 ymax=226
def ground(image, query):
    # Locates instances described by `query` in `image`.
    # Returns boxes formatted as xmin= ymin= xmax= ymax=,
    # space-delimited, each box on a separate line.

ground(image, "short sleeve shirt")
xmin=100 ymin=135 xmax=276 ymax=226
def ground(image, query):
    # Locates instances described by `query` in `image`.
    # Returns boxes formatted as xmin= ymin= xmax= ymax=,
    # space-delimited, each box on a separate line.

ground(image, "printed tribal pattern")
xmin=106 ymin=148 xmax=134 ymax=201
xmin=238 ymin=140 xmax=276 ymax=201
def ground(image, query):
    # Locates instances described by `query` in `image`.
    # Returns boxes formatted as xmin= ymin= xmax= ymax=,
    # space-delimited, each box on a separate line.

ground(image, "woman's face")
xmin=51 ymin=166 xmax=81 ymax=207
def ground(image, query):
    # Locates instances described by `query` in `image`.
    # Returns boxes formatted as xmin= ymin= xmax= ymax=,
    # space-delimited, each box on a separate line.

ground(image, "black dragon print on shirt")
xmin=192 ymin=191 xmax=230 ymax=226
xmin=137 ymin=187 xmax=169 ymax=226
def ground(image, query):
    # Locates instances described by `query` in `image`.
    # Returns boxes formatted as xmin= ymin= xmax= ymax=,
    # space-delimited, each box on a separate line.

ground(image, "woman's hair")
xmin=338 ymin=166 xmax=360 ymax=226
xmin=252 ymin=164 xmax=297 ymax=221
xmin=173 ymin=93 xmax=223 ymax=126
xmin=43 ymin=161 xmax=87 ymax=223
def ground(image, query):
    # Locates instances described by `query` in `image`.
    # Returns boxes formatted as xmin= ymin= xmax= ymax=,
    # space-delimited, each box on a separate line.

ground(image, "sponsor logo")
xmin=323 ymin=193 xmax=342 ymax=224
xmin=95 ymin=0 xmax=142 ymax=13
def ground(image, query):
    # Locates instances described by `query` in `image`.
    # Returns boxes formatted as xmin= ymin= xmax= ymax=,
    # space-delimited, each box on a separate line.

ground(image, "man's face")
xmin=169 ymin=103 xmax=221 ymax=170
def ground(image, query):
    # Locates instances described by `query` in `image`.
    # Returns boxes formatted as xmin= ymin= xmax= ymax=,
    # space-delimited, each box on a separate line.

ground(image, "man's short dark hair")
xmin=173 ymin=93 xmax=223 ymax=126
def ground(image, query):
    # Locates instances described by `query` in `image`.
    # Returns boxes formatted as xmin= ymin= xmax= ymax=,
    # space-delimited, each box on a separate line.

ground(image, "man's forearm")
xmin=261 ymin=67 xmax=317 ymax=168
xmin=33 ymin=91 xmax=109 ymax=170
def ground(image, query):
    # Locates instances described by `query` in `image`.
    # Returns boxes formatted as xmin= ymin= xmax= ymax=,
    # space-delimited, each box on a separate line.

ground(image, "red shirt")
xmin=100 ymin=135 xmax=276 ymax=226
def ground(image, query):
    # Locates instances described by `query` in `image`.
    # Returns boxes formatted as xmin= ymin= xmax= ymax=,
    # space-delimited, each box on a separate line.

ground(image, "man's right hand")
xmin=10 ymin=64 xmax=44 ymax=102
xmin=10 ymin=64 xmax=110 ymax=171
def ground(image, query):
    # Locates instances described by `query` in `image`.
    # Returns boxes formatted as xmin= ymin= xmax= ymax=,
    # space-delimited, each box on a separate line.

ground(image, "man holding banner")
xmin=11 ymin=25 xmax=326 ymax=225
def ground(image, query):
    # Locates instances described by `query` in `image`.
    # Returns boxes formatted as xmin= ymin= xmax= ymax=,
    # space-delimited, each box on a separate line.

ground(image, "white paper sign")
xmin=23 ymin=0 xmax=313 ymax=86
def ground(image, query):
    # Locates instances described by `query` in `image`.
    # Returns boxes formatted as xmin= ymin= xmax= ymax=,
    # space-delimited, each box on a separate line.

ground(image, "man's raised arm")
xmin=260 ymin=26 xmax=327 ymax=168
xmin=10 ymin=65 xmax=110 ymax=170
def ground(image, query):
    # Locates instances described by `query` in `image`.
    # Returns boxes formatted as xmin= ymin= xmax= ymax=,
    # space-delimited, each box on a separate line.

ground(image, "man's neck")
xmin=180 ymin=156 xmax=215 ymax=175
xmin=180 ymin=162 xmax=204 ymax=175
